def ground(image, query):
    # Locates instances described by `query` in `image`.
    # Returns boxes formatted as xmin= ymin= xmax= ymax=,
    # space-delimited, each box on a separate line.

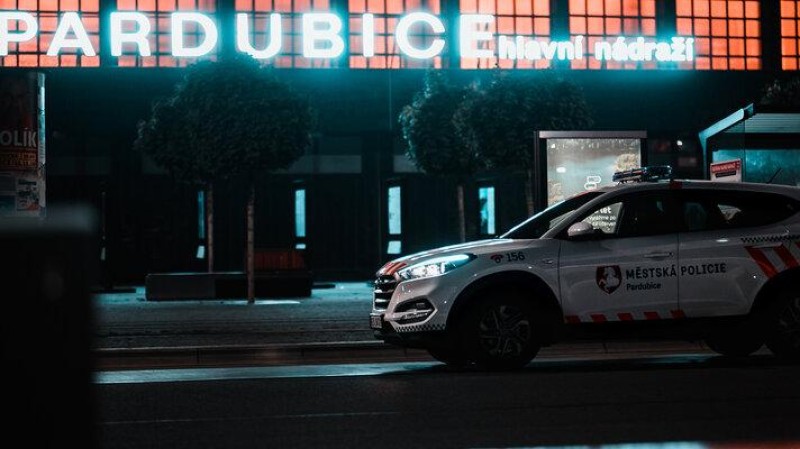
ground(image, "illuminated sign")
xmin=0 ymin=11 xmax=694 ymax=64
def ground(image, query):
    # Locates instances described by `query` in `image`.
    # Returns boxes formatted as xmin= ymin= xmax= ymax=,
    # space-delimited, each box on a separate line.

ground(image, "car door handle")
xmin=644 ymin=252 xmax=673 ymax=259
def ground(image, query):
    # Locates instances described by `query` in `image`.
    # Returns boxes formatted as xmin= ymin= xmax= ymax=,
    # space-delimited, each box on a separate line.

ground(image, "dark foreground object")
xmin=0 ymin=207 xmax=98 ymax=448
xmin=145 ymin=271 xmax=313 ymax=300
xmin=95 ymin=355 xmax=800 ymax=449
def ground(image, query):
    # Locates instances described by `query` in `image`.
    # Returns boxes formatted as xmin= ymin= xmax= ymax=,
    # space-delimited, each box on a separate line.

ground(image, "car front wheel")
xmin=460 ymin=291 xmax=540 ymax=370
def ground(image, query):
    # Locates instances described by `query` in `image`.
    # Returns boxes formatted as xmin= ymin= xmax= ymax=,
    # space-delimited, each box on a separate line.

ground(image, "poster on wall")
xmin=710 ymin=159 xmax=742 ymax=182
xmin=0 ymin=72 xmax=45 ymax=218
xmin=546 ymin=138 xmax=641 ymax=206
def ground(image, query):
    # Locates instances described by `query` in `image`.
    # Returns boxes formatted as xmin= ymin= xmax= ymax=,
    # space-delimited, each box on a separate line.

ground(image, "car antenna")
xmin=767 ymin=168 xmax=782 ymax=184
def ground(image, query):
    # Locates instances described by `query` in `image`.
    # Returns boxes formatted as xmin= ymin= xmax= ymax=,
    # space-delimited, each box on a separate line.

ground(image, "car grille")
xmin=373 ymin=275 xmax=396 ymax=311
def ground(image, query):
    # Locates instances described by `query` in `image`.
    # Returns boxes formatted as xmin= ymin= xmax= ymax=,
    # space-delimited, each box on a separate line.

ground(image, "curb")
xmin=94 ymin=339 xmax=719 ymax=371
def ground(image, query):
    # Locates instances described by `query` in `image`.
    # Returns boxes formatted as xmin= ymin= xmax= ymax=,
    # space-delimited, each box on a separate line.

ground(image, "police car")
xmin=370 ymin=166 xmax=800 ymax=369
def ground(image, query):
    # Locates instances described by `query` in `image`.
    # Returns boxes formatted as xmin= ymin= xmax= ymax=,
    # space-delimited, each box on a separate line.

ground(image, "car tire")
xmin=765 ymin=287 xmax=800 ymax=360
xmin=426 ymin=345 xmax=468 ymax=367
xmin=704 ymin=321 xmax=764 ymax=357
xmin=459 ymin=290 xmax=540 ymax=370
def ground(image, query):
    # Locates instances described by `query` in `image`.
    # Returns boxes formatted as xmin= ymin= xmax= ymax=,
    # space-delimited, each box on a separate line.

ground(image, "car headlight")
xmin=397 ymin=254 xmax=475 ymax=281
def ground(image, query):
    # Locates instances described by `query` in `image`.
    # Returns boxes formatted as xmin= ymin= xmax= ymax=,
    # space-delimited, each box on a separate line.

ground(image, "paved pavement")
xmin=91 ymin=281 xmax=742 ymax=369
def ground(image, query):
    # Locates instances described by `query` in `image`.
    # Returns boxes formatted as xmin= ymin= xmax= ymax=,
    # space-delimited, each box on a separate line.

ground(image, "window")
xmin=568 ymin=0 xmax=657 ymax=70
xmin=478 ymin=186 xmax=496 ymax=235
xmin=503 ymin=190 xmax=603 ymax=239
xmin=293 ymin=187 xmax=306 ymax=249
xmin=781 ymin=1 xmax=800 ymax=70
xmin=680 ymin=190 xmax=800 ymax=231
xmin=349 ymin=0 xmax=442 ymax=69
xmin=584 ymin=201 xmax=623 ymax=235
xmin=387 ymin=185 xmax=402 ymax=254
xmin=572 ymin=192 xmax=679 ymax=238
xmin=459 ymin=0 xmax=551 ymax=69
xmin=675 ymin=0 xmax=761 ymax=70
xmin=236 ymin=0 xmax=335 ymax=68
xmin=196 ymin=190 xmax=206 ymax=259
xmin=0 ymin=0 xmax=100 ymax=67
xmin=116 ymin=0 xmax=216 ymax=67
xmin=546 ymin=138 xmax=641 ymax=206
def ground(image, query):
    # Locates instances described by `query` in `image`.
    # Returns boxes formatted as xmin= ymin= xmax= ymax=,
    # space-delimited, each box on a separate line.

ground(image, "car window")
xmin=679 ymin=190 xmax=800 ymax=232
xmin=583 ymin=203 xmax=622 ymax=235
xmin=502 ymin=191 xmax=603 ymax=239
xmin=567 ymin=191 xmax=678 ymax=239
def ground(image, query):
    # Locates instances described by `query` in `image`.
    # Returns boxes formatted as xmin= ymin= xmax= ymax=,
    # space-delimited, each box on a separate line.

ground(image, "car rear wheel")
xmin=765 ymin=289 xmax=800 ymax=360
xmin=704 ymin=315 xmax=765 ymax=358
xmin=705 ymin=329 xmax=764 ymax=357
xmin=460 ymin=291 xmax=540 ymax=370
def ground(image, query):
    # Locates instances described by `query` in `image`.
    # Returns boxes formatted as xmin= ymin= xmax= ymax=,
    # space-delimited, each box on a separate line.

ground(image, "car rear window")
xmin=680 ymin=190 xmax=800 ymax=232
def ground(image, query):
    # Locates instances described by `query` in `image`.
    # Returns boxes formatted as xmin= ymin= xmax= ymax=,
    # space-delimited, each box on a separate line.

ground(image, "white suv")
xmin=370 ymin=168 xmax=800 ymax=369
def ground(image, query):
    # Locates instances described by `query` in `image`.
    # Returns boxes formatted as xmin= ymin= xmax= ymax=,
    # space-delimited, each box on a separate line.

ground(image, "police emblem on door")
xmin=596 ymin=265 xmax=622 ymax=294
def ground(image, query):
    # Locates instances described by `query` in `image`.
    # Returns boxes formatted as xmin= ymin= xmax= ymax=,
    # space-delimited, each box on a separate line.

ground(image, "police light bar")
xmin=613 ymin=166 xmax=673 ymax=183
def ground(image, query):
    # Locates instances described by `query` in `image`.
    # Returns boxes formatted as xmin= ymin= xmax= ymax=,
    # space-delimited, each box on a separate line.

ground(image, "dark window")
xmin=502 ymin=191 xmax=602 ymax=239
xmin=566 ymin=191 xmax=680 ymax=239
xmin=679 ymin=190 xmax=800 ymax=232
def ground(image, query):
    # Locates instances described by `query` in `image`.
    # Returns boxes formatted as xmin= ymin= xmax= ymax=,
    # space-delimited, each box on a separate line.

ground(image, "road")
xmin=95 ymin=354 xmax=800 ymax=449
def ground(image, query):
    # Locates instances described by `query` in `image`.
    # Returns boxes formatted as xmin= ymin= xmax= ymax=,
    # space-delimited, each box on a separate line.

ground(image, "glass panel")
xmin=197 ymin=190 xmax=205 ymax=239
xmin=715 ymin=149 xmax=800 ymax=186
xmin=294 ymin=188 xmax=306 ymax=238
xmin=478 ymin=186 xmax=496 ymax=235
xmin=546 ymin=138 xmax=641 ymax=206
xmin=388 ymin=186 xmax=401 ymax=235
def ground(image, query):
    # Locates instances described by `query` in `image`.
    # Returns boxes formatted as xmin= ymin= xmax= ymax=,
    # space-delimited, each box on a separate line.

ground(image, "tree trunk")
xmin=206 ymin=184 xmax=214 ymax=273
xmin=246 ymin=184 xmax=255 ymax=304
xmin=525 ymin=168 xmax=535 ymax=216
xmin=457 ymin=183 xmax=466 ymax=242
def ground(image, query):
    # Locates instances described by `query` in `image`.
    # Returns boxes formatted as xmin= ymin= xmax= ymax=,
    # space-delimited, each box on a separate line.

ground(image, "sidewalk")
xmin=93 ymin=281 xmax=727 ymax=368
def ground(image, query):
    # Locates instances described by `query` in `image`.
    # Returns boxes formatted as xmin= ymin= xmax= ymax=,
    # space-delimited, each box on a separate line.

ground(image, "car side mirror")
xmin=567 ymin=222 xmax=595 ymax=239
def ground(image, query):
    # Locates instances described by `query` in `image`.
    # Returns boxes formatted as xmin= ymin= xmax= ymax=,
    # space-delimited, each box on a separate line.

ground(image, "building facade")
xmin=1 ymin=0 xmax=798 ymax=282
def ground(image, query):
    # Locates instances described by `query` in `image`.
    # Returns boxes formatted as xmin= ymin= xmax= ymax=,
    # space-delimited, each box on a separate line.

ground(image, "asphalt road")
xmin=94 ymin=354 xmax=800 ymax=449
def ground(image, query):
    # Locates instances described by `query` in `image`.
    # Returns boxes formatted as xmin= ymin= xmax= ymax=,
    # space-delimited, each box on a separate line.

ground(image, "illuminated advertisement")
xmin=0 ymin=11 xmax=694 ymax=64
xmin=546 ymin=138 xmax=641 ymax=206
xmin=0 ymin=72 xmax=45 ymax=218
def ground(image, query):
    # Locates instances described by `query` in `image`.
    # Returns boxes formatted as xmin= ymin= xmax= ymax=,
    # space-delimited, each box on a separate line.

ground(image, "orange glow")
xmin=459 ymin=0 xmax=551 ymax=70
xmin=780 ymin=0 xmax=800 ymax=70
xmin=0 ymin=0 xmax=101 ymax=67
xmin=744 ymin=0 xmax=757 ymax=18
xmin=677 ymin=0 xmax=692 ymax=16
xmin=676 ymin=0 xmax=760 ymax=71
xmin=569 ymin=0 xmax=656 ymax=70
xmin=710 ymin=0 xmax=726 ymax=18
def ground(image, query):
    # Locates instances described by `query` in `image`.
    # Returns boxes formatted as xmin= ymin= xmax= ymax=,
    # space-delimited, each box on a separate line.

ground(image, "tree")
xmin=455 ymin=71 xmax=593 ymax=216
xmin=760 ymin=77 xmax=800 ymax=107
xmin=399 ymin=70 xmax=482 ymax=242
xmin=135 ymin=55 xmax=313 ymax=303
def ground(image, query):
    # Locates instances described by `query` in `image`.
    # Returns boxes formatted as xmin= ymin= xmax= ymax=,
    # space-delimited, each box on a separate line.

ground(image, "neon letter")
xmin=0 ymin=12 xmax=37 ymax=56
xmin=302 ymin=13 xmax=344 ymax=58
xmin=171 ymin=13 xmax=218 ymax=57
xmin=236 ymin=13 xmax=281 ymax=59
xmin=362 ymin=13 xmax=375 ymax=57
xmin=110 ymin=12 xmax=151 ymax=57
xmin=48 ymin=12 xmax=96 ymax=56
xmin=395 ymin=12 xmax=444 ymax=59
xmin=459 ymin=14 xmax=493 ymax=59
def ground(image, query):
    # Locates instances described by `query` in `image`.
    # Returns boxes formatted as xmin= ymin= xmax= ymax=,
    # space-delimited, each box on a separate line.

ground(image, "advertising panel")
xmin=546 ymin=138 xmax=641 ymax=206
xmin=710 ymin=159 xmax=742 ymax=182
xmin=0 ymin=72 xmax=45 ymax=218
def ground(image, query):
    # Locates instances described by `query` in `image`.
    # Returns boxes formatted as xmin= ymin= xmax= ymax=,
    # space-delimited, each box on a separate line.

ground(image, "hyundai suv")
xmin=370 ymin=168 xmax=800 ymax=369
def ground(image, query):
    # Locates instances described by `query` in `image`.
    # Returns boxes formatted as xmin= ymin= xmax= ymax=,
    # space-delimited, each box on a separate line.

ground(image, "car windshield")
xmin=501 ymin=191 xmax=604 ymax=239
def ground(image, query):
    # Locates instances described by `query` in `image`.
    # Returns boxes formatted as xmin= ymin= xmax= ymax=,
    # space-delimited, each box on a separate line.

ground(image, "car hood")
xmin=377 ymin=238 xmax=550 ymax=275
